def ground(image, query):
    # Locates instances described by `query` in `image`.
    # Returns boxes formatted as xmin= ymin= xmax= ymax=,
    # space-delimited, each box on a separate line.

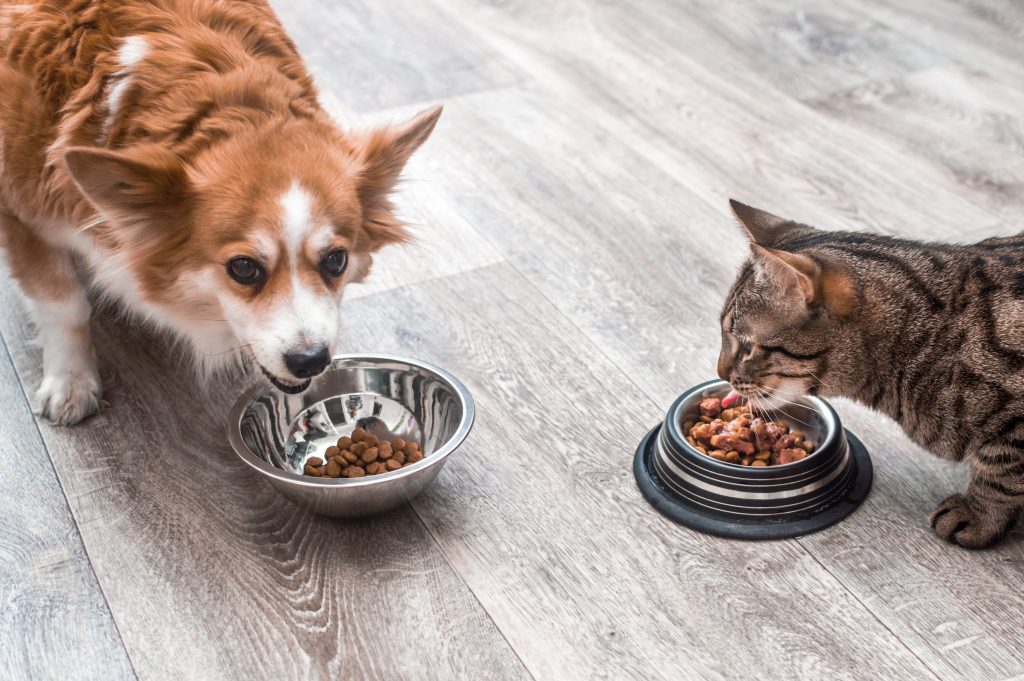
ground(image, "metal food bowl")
xmin=228 ymin=354 xmax=474 ymax=518
xmin=633 ymin=379 xmax=873 ymax=540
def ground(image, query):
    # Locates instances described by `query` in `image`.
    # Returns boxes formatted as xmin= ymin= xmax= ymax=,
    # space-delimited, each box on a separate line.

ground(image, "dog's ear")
xmin=351 ymin=105 xmax=442 ymax=246
xmin=64 ymin=145 xmax=190 ymax=226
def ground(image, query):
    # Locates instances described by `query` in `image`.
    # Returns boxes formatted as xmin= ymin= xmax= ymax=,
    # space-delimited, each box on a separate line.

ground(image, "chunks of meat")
xmin=710 ymin=434 xmax=755 ymax=456
xmin=774 ymin=448 xmax=807 ymax=465
xmin=684 ymin=395 xmax=816 ymax=467
xmin=699 ymin=398 xmax=722 ymax=418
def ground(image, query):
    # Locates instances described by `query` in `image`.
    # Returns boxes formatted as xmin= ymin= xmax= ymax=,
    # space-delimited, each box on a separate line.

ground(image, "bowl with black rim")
xmin=633 ymin=379 xmax=873 ymax=540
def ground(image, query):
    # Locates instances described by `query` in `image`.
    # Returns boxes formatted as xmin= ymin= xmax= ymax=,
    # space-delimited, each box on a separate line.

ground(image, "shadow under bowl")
xmin=634 ymin=379 xmax=873 ymax=540
xmin=228 ymin=354 xmax=474 ymax=518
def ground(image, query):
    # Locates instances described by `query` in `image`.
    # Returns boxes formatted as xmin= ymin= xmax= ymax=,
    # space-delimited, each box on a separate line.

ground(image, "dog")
xmin=0 ymin=0 xmax=440 ymax=424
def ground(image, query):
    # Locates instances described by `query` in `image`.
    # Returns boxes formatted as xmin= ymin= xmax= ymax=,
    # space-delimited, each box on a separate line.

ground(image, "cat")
xmin=717 ymin=199 xmax=1024 ymax=548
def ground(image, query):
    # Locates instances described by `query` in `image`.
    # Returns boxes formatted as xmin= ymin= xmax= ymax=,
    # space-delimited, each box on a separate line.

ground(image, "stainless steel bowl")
xmin=228 ymin=354 xmax=474 ymax=517
xmin=634 ymin=379 xmax=873 ymax=540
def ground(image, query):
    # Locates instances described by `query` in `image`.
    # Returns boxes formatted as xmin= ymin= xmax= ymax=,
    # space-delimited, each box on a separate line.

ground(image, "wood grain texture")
xmin=808 ymin=65 xmax=1024 ymax=224
xmin=339 ymin=263 xmax=937 ymax=681
xmin=272 ymin=0 xmax=523 ymax=113
xmin=840 ymin=0 xmax=1024 ymax=88
xmin=0 ymin=332 xmax=135 ymax=681
xmin=429 ymin=0 xmax=1003 ymax=242
xmin=798 ymin=399 xmax=1024 ymax=680
xmin=0 ymin=290 xmax=528 ymax=681
xmin=632 ymin=0 xmax=949 ymax=101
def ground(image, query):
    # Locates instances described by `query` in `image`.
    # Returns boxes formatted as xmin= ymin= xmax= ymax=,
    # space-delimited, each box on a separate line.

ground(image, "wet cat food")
xmin=302 ymin=427 xmax=426 ymax=478
xmin=683 ymin=397 xmax=815 ymax=466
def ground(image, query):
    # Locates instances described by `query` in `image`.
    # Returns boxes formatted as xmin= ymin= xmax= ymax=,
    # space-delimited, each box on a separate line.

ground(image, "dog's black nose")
xmin=284 ymin=345 xmax=331 ymax=379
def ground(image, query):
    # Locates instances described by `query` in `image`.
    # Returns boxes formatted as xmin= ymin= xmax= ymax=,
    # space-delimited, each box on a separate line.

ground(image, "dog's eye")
xmin=322 ymin=248 xmax=348 ymax=278
xmin=227 ymin=257 xmax=264 ymax=285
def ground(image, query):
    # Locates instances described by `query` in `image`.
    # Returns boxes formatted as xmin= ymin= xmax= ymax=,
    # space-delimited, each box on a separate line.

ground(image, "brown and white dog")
xmin=0 ymin=0 xmax=440 ymax=424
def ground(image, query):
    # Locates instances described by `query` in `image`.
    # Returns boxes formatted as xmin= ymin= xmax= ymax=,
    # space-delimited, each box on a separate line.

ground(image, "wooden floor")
xmin=3 ymin=1 xmax=1024 ymax=679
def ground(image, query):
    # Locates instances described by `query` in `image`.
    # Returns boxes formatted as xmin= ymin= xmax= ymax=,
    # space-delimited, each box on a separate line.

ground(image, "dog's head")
xmin=63 ymin=106 xmax=441 ymax=392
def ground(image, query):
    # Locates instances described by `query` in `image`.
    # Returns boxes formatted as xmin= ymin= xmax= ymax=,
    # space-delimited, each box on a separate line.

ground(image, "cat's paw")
xmin=34 ymin=367 xmax=102 ymax=426
xmin=929 ymin=494 xmax=1009 ymax=549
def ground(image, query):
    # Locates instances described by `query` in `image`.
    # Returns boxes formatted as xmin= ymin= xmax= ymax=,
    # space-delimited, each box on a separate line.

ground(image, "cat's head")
xmin=716 ymin=200 xmax=859 ymax=408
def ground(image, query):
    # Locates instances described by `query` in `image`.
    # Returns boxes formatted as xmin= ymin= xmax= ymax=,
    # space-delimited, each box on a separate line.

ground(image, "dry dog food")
xmin=684 ymin=397 xmax=815 ymax=466
xmin=302 ymin=428 xmax=424 ymax=478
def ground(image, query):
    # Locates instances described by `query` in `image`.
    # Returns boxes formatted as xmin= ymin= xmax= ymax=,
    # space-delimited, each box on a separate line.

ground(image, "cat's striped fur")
xmin=718 ymin=200 xmax=1024 ymax=548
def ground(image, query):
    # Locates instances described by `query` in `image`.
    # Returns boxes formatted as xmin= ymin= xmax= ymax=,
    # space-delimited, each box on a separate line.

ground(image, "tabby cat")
xmin=717 ymin=200 xmax=1023 ymax=548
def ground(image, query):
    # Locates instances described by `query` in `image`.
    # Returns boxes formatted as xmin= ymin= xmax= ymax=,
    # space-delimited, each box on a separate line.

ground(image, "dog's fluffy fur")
xmin=0 ymin=0 xmax=440 ymax=424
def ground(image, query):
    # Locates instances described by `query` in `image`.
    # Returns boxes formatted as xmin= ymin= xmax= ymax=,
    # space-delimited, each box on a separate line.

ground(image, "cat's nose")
xmin=284 ymin=344 xmax=331 ymax=379
xmin=716 ymin=354 xmax=731 ymax=381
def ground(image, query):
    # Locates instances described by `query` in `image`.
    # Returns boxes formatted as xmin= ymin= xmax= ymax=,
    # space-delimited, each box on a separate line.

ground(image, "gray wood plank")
xmin=630 ymin=0 xmax=949 ymax=101
xmin=429 ymin=0 xmax=1012 ymax=242
xmin=0 ymin=328 xmax=135 ymax=681
xmin=840 ymin=0 xmax=1024 ymax=88
xmin=340 ymin=263 xmax=937 ymax=681
xmin=798 ymin=399 xmax=1024 ymax=680
xmin=271 ymin=0 xmax=524 ymax=113
xmin=808 ymin=65 xmax=1024 ymax=225
xmin=0 ymin=292 xmax=529 ymax=681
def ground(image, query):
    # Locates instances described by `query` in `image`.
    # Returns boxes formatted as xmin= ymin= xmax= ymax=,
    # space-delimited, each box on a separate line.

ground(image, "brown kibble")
xmin=708 ymin=450 xmax=728 ymax=461
xmin=324 ymin=446 xmax=341 ymax=459
xmin=406 ymin=450 xmax=424 ymax=463
xmin=307 ymin=457 xmax=323 ymax=467
xmin=391 ymin=438 xmax=407 ymax=451
xmin=754 ymin=451 xmax=771 ymax=462
xmin=723 ymin=450 xmax=741 ymax=463
xmin=393 ymin=451 xmax=406 ymax=464
xmin=366 ymin=462 xmax=382 ymax=475
xmin=364 ymin=435 xmax=379 ymax=447
xmin=351 ymin=442 xmax=368 ymax=455
xmin=326 ymin=460 xmax=342 ymax=477
xmin=406 ymin=441 xmax=420 ymax=453
xmin=751 ymin=460 xmax=767 ymax=467
xmin=303 ymin=464 xmax=321 ymax=476
xmin=351 ymin=428 xmax=369 ymax=442
xmin=682 ymin=421 xmax=694 ymax=432
xmin=318 ymin=465 xmax=326 ymax=476
xmin=385 ymin=459 xmax=401 ymax=471
xmin=378 ymin=444 xmax=393 ymax=460
xmin=337 ymin=436 xmax=353 ymax=449
xmin=740 ymin=457 xmax=753 ymax=466
xmin=699 ymin=415 xmax=712 ymax=423
xmin=343 ymin=465 xmax=365 ymax=478
xmin=361 ymin=447 xmax=378 ymax=464
xmin=342 ymin=450 xmax=358 ymax=464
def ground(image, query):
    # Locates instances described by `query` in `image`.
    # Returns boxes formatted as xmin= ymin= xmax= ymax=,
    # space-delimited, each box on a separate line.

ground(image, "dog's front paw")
xmin=34 ymin=367 xmax=102 ymax=426
xmin=929 ymin=494 xmax=1010 ymax=549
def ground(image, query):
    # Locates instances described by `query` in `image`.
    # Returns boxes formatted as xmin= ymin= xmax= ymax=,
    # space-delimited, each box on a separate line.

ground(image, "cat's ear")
xmin=750 ymin=243 xmax=818 ymax=305
xmin=751 ymin=244 xmax=858 ymax=317
xmin=730 ymin=199 xmax=789 ymax=246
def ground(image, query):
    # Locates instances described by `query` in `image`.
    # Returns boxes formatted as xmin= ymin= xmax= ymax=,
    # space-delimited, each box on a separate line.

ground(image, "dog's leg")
xmin=0 ymin=214 xmax=101 ymax=425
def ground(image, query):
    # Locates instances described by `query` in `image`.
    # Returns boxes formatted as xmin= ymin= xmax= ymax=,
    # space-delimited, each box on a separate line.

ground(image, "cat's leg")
xmin=0 ymin=213 xmax=101 ymax=425
xmin=929 ymin=453 xmax=1023 ymax=549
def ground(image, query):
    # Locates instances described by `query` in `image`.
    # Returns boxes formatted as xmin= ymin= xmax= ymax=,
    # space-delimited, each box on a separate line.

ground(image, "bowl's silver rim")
xmin=667 ymin=379 xmax=838 ymax=471
xmin=226 ymin=353 xmax=476 ymax=489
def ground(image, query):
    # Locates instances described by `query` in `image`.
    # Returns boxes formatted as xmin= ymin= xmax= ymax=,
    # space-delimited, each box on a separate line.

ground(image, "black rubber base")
xmin=633 ymin=425 xmax=874 ymax=540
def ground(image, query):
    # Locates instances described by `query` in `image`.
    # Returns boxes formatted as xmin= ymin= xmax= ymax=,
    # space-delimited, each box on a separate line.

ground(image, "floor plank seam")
xmin=0 ymin=329 xmax=141 ymax=681
xmin=795 ymin=538 xmax=949 ymax=681
xmin=408 ymin=500 xmax=539 ymax=681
